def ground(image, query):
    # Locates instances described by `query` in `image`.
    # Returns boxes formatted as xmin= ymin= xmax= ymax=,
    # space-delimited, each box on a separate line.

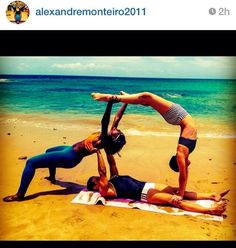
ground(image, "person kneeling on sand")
xmin=3 ymin=101 xmax=127 ymax=202
xmin=87 ymin=149 xmax=229 ymax=216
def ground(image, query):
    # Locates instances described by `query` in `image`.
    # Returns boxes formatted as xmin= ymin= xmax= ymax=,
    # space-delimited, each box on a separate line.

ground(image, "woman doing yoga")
xmin=91 ymin=91 xmax=197 ymax=200
xmin=3 ymin=101 xmax=127 ymax=202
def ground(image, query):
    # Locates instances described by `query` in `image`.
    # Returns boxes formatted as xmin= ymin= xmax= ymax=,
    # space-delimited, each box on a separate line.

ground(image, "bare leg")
xmin=147 ymin=189 xmax=227 ymax=215
xmin=181 ymin=189 xmax=230 ymax=202
xmin=92 ymin=92 xmax=146 ymax=104
xmin=189 ymin=189 xmax=230 ymax=202
xmin=154 ymin=185 xmax=230 ymax=202
xmin=177 ymin=199 xmax=227 ymax=215
xmin=92 ymin=92 xmax=172 ymax=113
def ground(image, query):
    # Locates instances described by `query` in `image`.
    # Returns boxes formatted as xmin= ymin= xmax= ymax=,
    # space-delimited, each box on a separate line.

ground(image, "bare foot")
xmin=211 ymin=189 xmax=230 ymax=201
xmin=209 ymin=201 xmax=227 ymax=215
xmin=91 ymin=92 xmax=99 ymax=99
xmin=91 ymin=93 xmax=110 ymax=101
xmin=3 ymin=193 xmax=24 ymax=202
xmin=220 ymin=189 xmax=230 ymax=198
xmin=120 ymin=91 xmax=129 ymax=95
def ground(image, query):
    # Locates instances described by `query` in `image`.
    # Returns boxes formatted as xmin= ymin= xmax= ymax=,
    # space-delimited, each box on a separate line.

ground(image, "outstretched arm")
xmin=176 ymin=146 xmax=189 ymax=198
xmin=106 ymin=153 xmax=119 ymax=178
xmin=101 ymin=102 xmax=113 ymax=138
xmin=110 ymin=103 xmax=128 ymax=130
xmin=96 ymin=150 xmax=109 ymax=196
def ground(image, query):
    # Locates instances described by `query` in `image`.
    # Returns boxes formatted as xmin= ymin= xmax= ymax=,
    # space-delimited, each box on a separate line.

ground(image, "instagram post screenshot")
xmin=0 ymin=0 xmax=236 ymax=244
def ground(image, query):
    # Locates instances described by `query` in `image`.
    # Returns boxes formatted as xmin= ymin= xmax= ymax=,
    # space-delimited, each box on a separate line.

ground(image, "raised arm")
xmin=96 ymin=150 xmax=109 ymax=196
xmin=176 ymin=146 xmax=189 ymax=198
xmin=106 ymin=154 xmax=119 ymax=178
xmin=110 ymin=103 xmax=128 ymax=130
xmin=101 ymin=102 xmax=113 ymax=138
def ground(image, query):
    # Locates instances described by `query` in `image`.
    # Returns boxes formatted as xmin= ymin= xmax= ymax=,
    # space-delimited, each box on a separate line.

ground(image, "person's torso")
xmin=72 ymin=140 xmax=90 ymax=157
xmin=72 ymin=132 xmax=102 ymax=157
xmin=109 ymin=175 xmax=145 ymax=200
xmin=180 ymin=115 xmax=197 ymax=139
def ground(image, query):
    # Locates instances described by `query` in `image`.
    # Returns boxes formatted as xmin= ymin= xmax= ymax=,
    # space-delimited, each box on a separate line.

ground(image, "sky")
xmin=0 ymin=56 xmax=235 ymax=79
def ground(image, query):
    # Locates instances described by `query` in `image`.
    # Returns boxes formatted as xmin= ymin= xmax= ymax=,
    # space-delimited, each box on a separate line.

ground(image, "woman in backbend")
xmin=91 ymin=91 xmax=197 ymax=201
xmin=3 ymin=101 xmax=127 ymax=202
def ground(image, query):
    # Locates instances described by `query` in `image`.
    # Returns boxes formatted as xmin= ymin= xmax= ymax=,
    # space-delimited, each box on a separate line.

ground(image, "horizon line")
xmin=0 ymin=73 xmax=235 ymax=80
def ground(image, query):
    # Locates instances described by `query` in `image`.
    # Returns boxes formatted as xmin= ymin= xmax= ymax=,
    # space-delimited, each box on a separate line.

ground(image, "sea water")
xmin=1 ymin=75 xmax=235 ymax=137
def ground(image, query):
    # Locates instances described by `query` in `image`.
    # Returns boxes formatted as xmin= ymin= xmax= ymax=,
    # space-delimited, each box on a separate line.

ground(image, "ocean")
xmin=1 ymin=75 xmax=236 ymax=137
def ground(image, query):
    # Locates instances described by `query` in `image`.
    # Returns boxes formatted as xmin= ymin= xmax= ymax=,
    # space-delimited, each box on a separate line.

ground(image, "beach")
xmin=0 ymin=113 xmax=235 ymax=240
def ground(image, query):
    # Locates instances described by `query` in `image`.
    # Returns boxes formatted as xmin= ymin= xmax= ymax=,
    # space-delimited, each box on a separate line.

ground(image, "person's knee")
xmin=25 ymin=158 xmax=36 ymax=169
xmin=139 ymin=92 xmax=152 ymax=104
xmin=140 ymin=92 xmax=152 ymax=98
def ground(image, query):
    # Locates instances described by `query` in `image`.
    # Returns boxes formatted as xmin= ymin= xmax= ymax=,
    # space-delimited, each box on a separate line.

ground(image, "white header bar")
xmin=1 ymin=0 xmax=235 ymax=30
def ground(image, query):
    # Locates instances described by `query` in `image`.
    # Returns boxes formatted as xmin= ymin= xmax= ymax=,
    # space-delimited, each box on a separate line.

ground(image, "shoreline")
xmin=1 ymin=111 xmax=236 ymax=138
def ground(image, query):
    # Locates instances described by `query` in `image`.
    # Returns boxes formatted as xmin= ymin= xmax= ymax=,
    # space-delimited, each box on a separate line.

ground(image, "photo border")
xmin=1 ymin=30 xmax=236 ymax=56
xmin=0 ymin=30 xmax=235 ymax=246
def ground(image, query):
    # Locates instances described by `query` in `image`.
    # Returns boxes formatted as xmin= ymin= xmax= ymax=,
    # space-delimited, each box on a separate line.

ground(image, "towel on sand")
xmin=71 ymin=189 xmax=223 ymax=222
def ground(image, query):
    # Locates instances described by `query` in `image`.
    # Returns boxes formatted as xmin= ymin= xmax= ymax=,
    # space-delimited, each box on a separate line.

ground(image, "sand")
xmin=0 ymin=113 xmax=235 ymax=240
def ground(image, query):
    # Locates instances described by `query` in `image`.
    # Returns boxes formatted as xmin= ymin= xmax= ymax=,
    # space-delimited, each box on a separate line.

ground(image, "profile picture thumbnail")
xmin=6 ymin=1 xmax=30 ymax=24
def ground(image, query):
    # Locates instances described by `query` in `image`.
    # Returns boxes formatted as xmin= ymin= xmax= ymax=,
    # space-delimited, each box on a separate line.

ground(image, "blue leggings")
xmin=17 ymin=145 xmax=82 ymax=196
